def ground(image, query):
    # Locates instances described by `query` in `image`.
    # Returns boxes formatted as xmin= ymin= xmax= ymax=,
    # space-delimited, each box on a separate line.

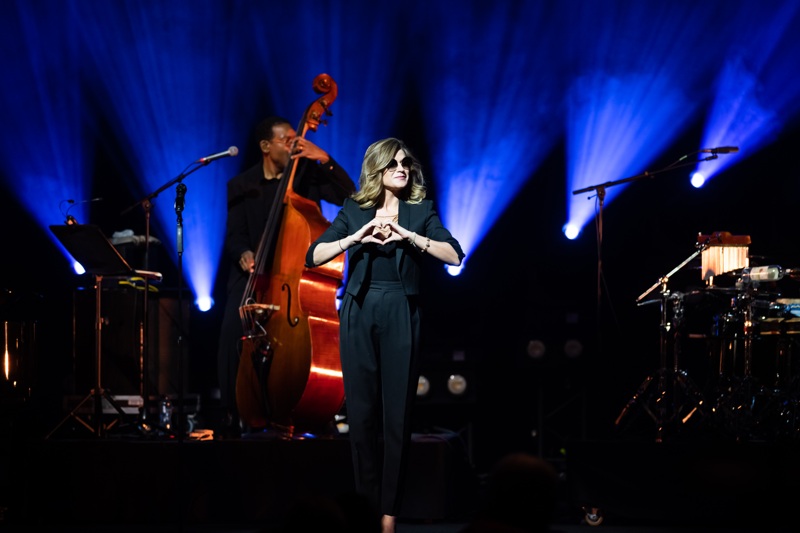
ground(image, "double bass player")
xmin=216 ymin=115 xmax=354 ymax=437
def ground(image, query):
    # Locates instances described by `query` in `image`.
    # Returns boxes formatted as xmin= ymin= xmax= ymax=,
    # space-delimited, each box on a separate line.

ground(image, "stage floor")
xmin=1 ymin=428 xmax=480 ymax=528
xmin=2 ymin=427 xmax=798 ymax=532
xmin=3 ymin=388 xmax=800 ymax=532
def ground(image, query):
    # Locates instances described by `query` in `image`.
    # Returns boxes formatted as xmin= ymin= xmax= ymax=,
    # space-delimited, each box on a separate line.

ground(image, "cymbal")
xmin=700 ymin=285 xmax=782 ymax=301
xmin=703 ymin=285 xmax=740 ymax=293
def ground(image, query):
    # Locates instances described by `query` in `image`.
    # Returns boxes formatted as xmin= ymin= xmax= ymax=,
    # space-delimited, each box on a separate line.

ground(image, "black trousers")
xmin=339 ymin=281 xmax=420 ymax=516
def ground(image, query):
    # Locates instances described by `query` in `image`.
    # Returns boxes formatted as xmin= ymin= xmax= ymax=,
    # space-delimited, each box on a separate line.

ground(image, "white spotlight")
xmin=690 ymin=171 xmax=706 ymax=188
xmin=195 ymin=296 xmax=214 ymax=312
xmin=446 ymin=263 xmax=464 ymax=276
xmin=563 ymin=223 xmax=581 ymax=240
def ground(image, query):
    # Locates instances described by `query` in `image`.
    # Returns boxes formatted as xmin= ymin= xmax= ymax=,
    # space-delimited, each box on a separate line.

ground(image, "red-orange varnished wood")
xmin=236 ymin=74 xmax=345 ymax=433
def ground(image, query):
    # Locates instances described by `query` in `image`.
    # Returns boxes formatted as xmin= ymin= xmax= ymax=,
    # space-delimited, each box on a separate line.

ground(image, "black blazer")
xmin=306 ymin=197 xmax=464 ymax=298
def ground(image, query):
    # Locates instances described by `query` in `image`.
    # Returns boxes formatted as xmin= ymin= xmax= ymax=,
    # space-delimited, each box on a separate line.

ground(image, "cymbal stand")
xmin=615 ymin=245 xmax=708 ymax=442
xmin=713 ymin=289 xmax=768 ymax=439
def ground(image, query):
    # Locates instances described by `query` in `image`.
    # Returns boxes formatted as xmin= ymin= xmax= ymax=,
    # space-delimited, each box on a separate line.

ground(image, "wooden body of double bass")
xmin=236 ymin=180 xmax=345 ymax=433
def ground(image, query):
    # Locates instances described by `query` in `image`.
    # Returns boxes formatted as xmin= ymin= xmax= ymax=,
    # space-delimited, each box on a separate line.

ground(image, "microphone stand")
xmin=174 ymin=182 xmax=187 ymax=443
xmin=121 ymin=158 xmax=213 ymax=438
xmin=571 ymin=152 xmax=719 ymax=364
xmin=119 ymin=194 xmax=158 ymax=434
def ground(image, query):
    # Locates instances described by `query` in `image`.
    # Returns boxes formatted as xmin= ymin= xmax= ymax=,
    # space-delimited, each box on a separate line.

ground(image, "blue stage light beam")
xmin=565 ymin=1 xmax=732 ymax=236
xmin=566 ymin=72 xmax=699 ymax=234
xmin=71 ymin=1 xmax=247 ymax=310
xmin=696 ymin=1 xmax=800 ymax=185
xmin=416 ymin=2 xmax=566 ymax=274
xmin=246 ymin=1 xmax=408 ymax=223
xmin=0 ymin=2 xmax=93 ymax=273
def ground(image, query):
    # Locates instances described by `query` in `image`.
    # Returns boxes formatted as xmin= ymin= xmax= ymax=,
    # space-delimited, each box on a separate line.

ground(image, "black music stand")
xmin=46 ymin=224 xmax=162 ymax=439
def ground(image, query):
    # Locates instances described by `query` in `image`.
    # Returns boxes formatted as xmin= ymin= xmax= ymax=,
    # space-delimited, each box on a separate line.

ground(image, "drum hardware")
xmin=707 ymin=270 xmax=800 ymax=441
xmin=709 ymin=291 xmax=765 ymax=439
xmin=672 ymin=258 xmax=800 ymax=441
xmin=751 ymin=299 xmax=800 ymax=440
xmin=615 ymin=245 xmax=709 ymax=442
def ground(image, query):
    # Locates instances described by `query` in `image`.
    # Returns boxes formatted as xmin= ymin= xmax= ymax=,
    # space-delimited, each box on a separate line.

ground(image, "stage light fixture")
xmin=417 ymin=375 xmax=431 ymax=397
xmin=527 ymin=339 xmax=547 ymax=360
xmin=564 ymin=339 xmax=584 ymax=359
xmin=446 ymin=374 xmax=468 ymax=396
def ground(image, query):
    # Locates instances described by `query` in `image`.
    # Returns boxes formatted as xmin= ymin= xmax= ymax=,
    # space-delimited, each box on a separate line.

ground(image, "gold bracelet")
xmin=419 ymin=236 xmax=431 ymax=253
xmin=338 ymin=239 xmax=345 ymax=252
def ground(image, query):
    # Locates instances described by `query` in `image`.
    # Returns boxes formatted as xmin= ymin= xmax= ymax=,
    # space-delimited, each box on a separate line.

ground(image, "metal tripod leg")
xmin=615 ymin=366 xmax=705 ymax=442
xmin=45 ymin=274 xmax=127 ymax=439
xmin=45 ymin=386 xmax=127 ymax=439
xmin=615 ymin=373 xmax=657 ymax=427
xmin=617 ymin=274 xmax=708 ymax=441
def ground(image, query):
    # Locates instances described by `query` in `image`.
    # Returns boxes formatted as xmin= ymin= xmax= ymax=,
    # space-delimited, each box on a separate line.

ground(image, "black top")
xmin=307 ymin=197 xmax=464 ymax=298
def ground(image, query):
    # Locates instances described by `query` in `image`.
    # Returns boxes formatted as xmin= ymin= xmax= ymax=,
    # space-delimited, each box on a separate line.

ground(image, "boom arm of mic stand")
xmin=120 ymin=161 xmax=205 ymax=216
xmin=571 ymin=154 xmax=717 ymax=197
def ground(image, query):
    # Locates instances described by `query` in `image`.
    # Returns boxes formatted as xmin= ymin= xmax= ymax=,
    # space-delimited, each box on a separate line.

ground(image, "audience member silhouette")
xmin=267 ymin=490 xmax=381 ymax=533
xmin=461 ymin=452 xmax=559 ymax=533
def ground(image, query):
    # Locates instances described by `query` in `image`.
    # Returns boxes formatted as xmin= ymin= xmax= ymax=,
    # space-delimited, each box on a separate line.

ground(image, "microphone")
xmin=175 ymin=183 xmax=186 ymax=213
xmin=66 ymin=197 xmax=104 ymax=204
xmin=699 ymin=146 xmax=739 ymax=154
xmin=198 ymin=146 xmax=239 ymax=164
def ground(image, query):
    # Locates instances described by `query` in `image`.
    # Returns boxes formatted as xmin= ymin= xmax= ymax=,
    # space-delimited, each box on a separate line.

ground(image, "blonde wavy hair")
xmin=351 ymin=137 xmax=427 ymax=208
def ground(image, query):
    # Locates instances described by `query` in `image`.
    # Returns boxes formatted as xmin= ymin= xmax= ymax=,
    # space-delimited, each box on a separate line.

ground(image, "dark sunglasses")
xmin=384 ymin=157 xmax=414 ymax=171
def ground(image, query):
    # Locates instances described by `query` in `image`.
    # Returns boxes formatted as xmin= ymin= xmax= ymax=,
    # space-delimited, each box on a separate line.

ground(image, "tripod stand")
xmin=614 ymin=245 xmax=708 ymax=442
xmin=46 ymin=224 xmax=161 ymax=439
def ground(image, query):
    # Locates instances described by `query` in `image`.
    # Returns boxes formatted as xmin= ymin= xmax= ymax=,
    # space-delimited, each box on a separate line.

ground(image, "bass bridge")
xmin=240 ymin=302 xmax=280 ymax=340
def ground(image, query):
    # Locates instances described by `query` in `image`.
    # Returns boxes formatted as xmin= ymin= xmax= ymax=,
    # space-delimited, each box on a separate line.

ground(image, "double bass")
xmin=236 ymin=74 xmax=346 ymax=434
